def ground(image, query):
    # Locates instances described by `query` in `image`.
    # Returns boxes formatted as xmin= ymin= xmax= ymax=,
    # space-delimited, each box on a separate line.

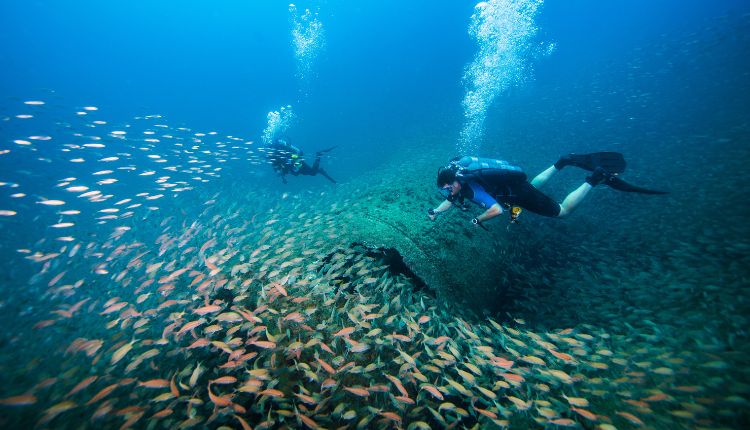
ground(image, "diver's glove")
xmin=427 ymin=208 xmax=437 ymax=221
xmin=471 ymin=218 xmax=488 ymax=231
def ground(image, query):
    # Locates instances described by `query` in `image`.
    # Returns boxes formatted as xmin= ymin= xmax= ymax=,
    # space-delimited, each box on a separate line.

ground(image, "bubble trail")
xmin=458 ymin=0 xmax=549 ymax=156
xmin=289 ymin=4 xmax=325 ymax=87
xmin=261 ymin=105 xmax=295 ymax=145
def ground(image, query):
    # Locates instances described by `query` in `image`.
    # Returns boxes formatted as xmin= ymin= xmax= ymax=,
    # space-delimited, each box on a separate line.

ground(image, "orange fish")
xmin=571 ymin=407 xmax=598 ymax=421
xmin=258 ymin=388 xmax=284 ymax=398
xmin=283 ymin=312 xmax=305 ymax=323
xmin=394 ymin=395 xmax=415 ymax=405
xmin=101 ymin=302 xmax=128 ymax=315
xmin=380 ymin=411 xmax=402 ymax=423
xmin=65 ymin=376 xmax=97 ymax=398
xmin=248 ymin=340 xmax=276 ymax=349
xmin=384 ymin=374 xmax=409 ymax=397
xmin=500 ymin=372 xmax=524 ymax=383
xmin=343 ymin=386 xmax=370 ymax=397
xmin=176 ymin=319 xmax=205 ymax=336
xmin=187 ymin=338 xmax=210 ymax=349
xmin=273 ymin=283 xmax=288 ymax=296
xmin=207 ymin=385 xmax=233 ymax=407
xmin=432 ymin=336 xmax=451 ymax=345
xmin=0 ymin=394 xmax=37 ymax=406
xmin=420 ymin=385 xmax=444 ymax=400
xmin=152 ymin=408 xmax=173 ymax=418
xmin=33 ymin=319 xmax=56 ymax=329
xmin=234 ymin=414 xmax=253 ymax=430
xmin=642 ymin=393 xmax=671 ymax=402
xmin=138 ymin=379 xmax=170 ymax=388
xmin=294 ymin=392 xmax=317 ymax=405
xmin=296 ymin=411 xmax=319 ymax=429
xmin=86 ymin=383 xmax=119 ymax=405
xmin=474 ymin=407 xmax=498 ymax=419
xmin=210 ymin=376 xmax=237 ymax=385
xmin=193 ymin=305 xmax=221 ymax=315
xmin=316 ymin=357 xmax=336 ymax=375
xmin=333 ymin=327 xmax=355 ymax=337
xmin=616 ymin=411 xmax=645 ymax=426
xmin=547 ymin=348 xmax=575 ymax=362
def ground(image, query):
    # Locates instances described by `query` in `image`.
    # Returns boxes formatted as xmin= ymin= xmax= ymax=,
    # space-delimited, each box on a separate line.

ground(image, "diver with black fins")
xmin=266 ymin=137 xmax=337 ymax=184
xmin=428 ymin=152 xmax=667 ymax=227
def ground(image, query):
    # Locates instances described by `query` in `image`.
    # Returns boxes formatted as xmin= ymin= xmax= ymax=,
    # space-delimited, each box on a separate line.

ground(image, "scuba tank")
xmin=449 ymin=156 xmax=527 ymax=183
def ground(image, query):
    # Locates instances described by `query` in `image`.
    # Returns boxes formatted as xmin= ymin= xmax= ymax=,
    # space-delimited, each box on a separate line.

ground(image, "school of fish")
xmin=0 ymin=99 xmax=748 ymax=430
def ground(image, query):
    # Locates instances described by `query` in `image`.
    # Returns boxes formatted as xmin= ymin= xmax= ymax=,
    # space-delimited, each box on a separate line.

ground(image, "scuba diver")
xmin=428 ymin=152 xmax=667 ymax=227
xmin=266 ymin=137 xmax=337 ymax=184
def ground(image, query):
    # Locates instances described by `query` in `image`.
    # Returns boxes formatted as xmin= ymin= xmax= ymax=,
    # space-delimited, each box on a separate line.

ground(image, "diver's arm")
xmin=473 ymin=203 xmax=503 ymax=224
xmin=428 ymin=200 xmax=453 ymax=221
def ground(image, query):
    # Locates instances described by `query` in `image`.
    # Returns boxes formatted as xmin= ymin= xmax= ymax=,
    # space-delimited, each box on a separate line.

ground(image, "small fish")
xmin=194 ymin=305 xmax=222 ymax=315
xmin=189 ymin=363 xmax=204 ymax=387
xmin=138 ymin=379 xmax=170 ymax=389
xmin=207 ymin=384 xmax=233 ymax=407
xmin=39 ymin=400 xmax=77 ymax=423
xmin=176 ymin=319 xmax=205 ymax=336
xmin=258 ymin=388 xmax=284 ymax=398
xmin=85 ymin=383 xmax=119 ymax=405
xmin=343 ymin=386 xmax=370 ymax=397
xmin=563 ymin=394 xmax=589 ymax=407
xmin=38 ymin=199 xmax=66 ymax=206
xmin=51 ymin=222 xmax=74 ymax=228
xmin=296 ymin=411 xmax=320 ymax=429
xmin=571 ymin=406 xmax=597 ymax=421
xmin=333 ymin=327 xmax=355 ymax=337
xmin=210 ymin=376 xmax=237 ymax=385
xmin=547 ymin=418 xmax=577 ymax=426
xmin=507 ymin=396 xmax=532 ymax=410
xmin=521 ymin=355 xmax=546 ymax=366
xmin=111 ymin=341 xmax=135 ymax=365
xmin=616 ymin=411 xmax=644 ymax=426
xmin=0 ymin=394 xmax=37 ymax=406
xmin=65 ymin=376 xmax=97 ymax=398
xmin=420 ymin=385 xmax=444 ymax=400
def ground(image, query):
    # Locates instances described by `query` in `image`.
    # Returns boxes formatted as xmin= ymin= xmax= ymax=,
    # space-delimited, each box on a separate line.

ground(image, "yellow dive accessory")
xmin=510 ymin=206 xmax=522 ymax=223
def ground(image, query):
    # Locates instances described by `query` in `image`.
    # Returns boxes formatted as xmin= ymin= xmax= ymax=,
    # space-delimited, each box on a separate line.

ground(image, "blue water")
xmin=3 ymin=1 xmax=747 ymax=154
xmin=1 ymin=1 xmax=749 ymax=428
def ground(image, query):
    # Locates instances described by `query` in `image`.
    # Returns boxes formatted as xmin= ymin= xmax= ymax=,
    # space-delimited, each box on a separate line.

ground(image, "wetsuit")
xmin=448 ymin=176 xmax=562 ymax=217
xmin=267 ymin=140 xmax=336 ymax=183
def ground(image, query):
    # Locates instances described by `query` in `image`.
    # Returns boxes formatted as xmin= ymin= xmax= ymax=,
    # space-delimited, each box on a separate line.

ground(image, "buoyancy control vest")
xmin=449 ymin=156 xmax=527 ymax=184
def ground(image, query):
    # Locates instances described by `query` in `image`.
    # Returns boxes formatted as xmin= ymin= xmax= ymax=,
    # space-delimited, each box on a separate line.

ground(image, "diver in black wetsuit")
xmin=428 ymin=153 xmax=666 ymax=227
xmin=266 ymin=138 xmax=337 ymax=184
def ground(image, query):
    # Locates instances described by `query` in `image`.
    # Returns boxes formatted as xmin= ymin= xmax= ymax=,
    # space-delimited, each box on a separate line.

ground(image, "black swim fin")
xmin=605 ymin=176 xmax=668 ymax=195
xmin=316 ymin=146 xmax=338 ymax=155
xmin=556 ymin=152 xmax=626 ymax=174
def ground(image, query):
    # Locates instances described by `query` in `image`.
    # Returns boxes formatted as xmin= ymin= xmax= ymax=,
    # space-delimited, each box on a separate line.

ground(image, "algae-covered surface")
xmin=4 ymin=122 xmax=747 ymax=429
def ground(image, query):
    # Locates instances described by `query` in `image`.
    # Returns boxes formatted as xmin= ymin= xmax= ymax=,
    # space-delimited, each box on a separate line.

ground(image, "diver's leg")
xmin=530 ymin=165 xmax=558 ymax=189
xmin=296 ymin=163 xmax=314 ymax=176
xmin=311 ymin=155 xmax=321 ymax=171
xmin=318 ymin=168 xmax=336 ymax=183
xmin=557 ymin=182 xmax=593 ymax=218
xmin=511 ymin=182 xmax=561 ymax=217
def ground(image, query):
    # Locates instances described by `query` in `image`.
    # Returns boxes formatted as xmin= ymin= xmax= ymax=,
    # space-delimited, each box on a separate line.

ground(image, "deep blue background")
xmin=1 ymin=0 xmax=748 ymax=162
